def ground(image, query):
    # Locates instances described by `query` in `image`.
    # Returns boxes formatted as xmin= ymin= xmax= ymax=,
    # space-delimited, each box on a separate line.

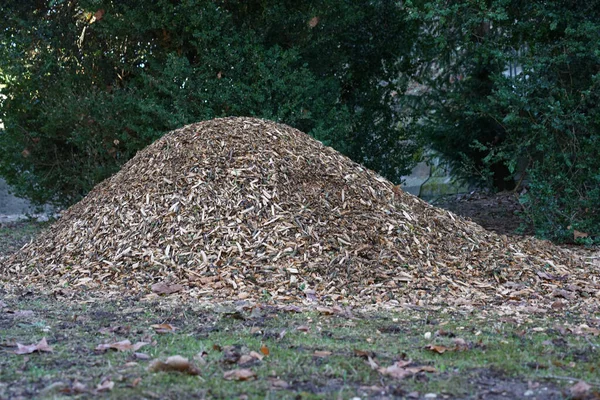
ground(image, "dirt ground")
xmin=431 ymin=191 xmax=532 ymax=237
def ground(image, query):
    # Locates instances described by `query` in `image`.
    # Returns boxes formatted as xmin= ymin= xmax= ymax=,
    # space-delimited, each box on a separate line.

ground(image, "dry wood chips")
xmin=2 ymin=118 xmax=598 ymax=311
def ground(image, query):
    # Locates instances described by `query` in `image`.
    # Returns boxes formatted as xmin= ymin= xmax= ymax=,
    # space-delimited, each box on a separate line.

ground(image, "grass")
xmin=1 ymin=293 xmax=599 ymax=399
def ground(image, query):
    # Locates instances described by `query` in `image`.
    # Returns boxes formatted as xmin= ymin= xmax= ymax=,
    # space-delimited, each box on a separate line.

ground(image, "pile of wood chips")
xmin=2 ymin=118 xmax=599 ymax=310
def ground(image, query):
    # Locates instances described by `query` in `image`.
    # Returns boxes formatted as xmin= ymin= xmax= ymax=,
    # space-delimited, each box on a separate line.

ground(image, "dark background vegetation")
xmin=0 ymin=0 xmax=598 ymax=244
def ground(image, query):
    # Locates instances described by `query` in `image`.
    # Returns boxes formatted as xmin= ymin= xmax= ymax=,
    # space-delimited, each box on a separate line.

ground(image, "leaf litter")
xmin=14 ymin=337 xmax=53 ymax=355
xmin=1 ymin=117 xmax=598 ymax=312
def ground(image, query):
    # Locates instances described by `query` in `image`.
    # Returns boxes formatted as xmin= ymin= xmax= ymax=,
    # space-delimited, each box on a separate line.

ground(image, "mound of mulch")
xmin=2 ymin=118 xmax=598 ymax=310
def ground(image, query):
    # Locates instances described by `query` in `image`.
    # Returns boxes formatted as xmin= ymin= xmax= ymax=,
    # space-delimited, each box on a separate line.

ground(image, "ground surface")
xmin=1 ymin=193 xmax=599 ymax=399
xmin=1 ymin=290 xmax=599 ymax=400
xmin=431 ymin=191 xmax=531 ymax=237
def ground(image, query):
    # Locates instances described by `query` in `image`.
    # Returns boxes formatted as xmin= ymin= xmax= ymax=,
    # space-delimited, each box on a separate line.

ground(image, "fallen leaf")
xmin=63 ymin=381 xmax=87 ymax=394
xmin=268 ymin=377 xmax=289 ymax=389
xmin=378 ymin=363 xmax=414 ymax=379
xmin=354 ymin=349 xmax=375 ymax=359
xmin=367 ymin=356 xmax=379 ymax=370
xmin=96 ymin=340 xmax=148 ymax=352
xmin=249 ymin=351 xmax=264 ymax=361
xmin=316 ymin=306 xmax=334 ymax=315
xmin=130 ymin=377 xmax=142 ymax=388
xmin=313 ymin=350 xmax=332 ymax=357
xmin=570 ymin=381 xmax=592 ymax=399
xmin=453 ymin=338 xmax=469 ymax=351
xmin=425 ymin=344 xmax=450 ymax=354
xmin=134 ymin=352 xmax=151 ymax=360
xmin=223 ymin=368 xmax=256 ymax=381
xmin=148 ymin=355 xmax=200 ymax=375
xmin=222 ymin=346 xmax=241 ymax=363
xmin=308 ymin=16 xmax=320 ymax=28
xmin=260 ymin=345 xmax=270 ymax=356
xmin=151 ymin=282 xmax=183 ymax=295
xmin=573 ymin=230 xmax=589 ymax=240
xmin=297 ymin=325 xmax=310 ymax=332
xmin=93 ymin=9 xmax=105 ymax=22
xmin=378 ymin=361 xmax=436 ymax=380
xmin=238 ymin=355 xmax=255 ymax=365
xmin=96 ymin=378 xmax=114 ymax=392
xmin=15 ymin=337 xmax=53 ymax=355
xmin=122 ymin=362 xmax=138 ymax=368
xmin=151 ymin=323 xmax=177 ymax=333
xmin=98 ymin=325 xmax=130 ymax=335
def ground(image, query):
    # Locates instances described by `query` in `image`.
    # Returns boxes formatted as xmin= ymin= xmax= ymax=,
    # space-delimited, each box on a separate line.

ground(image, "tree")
xmin=406 ymin=0 xmax=600 ymax=243
xmin=0 ymin=0 xmax=418 ymax=207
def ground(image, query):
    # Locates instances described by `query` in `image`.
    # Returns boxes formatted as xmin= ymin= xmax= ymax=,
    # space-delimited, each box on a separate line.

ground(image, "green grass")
xmin=1 ymin=293 xmax=598 ymax=399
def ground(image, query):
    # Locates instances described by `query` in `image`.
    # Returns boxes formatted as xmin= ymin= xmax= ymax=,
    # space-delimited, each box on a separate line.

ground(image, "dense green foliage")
xmin=2 ymin=0 xmax=599 ymax=244
xmin=0 ymin=0 xmax=416 ymax=207
xmin=406 ymin=0 xmax=600 ymax=243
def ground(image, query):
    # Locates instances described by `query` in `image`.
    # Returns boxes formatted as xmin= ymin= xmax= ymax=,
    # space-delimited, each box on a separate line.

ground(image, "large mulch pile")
xmin=1 ymin=118 xmax=598 ymax=310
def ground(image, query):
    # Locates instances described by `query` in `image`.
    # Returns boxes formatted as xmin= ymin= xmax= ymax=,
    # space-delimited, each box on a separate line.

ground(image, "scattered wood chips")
xmin=1 ymin=118 xmax=598 ymax=311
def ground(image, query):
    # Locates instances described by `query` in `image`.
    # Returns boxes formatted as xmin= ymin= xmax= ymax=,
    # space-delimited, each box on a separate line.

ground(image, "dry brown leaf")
xmin=238 ymin=355 xmax=255 ymax=365
xmin=316 ymin=306 xmax=334 ymax=315
xmin=296 ymin=325 xmax=310 ymax=332
xmin=64 ymin=381 xmax=87 ymax=394
xmin=570 ymin=381 xmax=592 ymax=399
xmin=130 ymin=377 xmax=142 ymax=388
xmin=93 ymin=9 xmax=105 ymax=22
xmin=249 ymin=351 xmax=264 ymax=361
xmin=151 ymin=282 xmax=183 ymax=295
xmin=453 ymin=338 xmax=469 ymax=351
xmin=367 ymin=356 xmax=379 ymax=370
xmin=424 ymin=344 xmax=450 ymax=354
xmin=378 ymin=363 xmax=414 ymax=379
xmin=260 ymin=345 xmax=270 ymax=356
xmin=148 ymin=355 xmax=200 ymax=375
xmin=313 ymin=350 xmax=332 ymax=357
xmin=308 ymin=16 xmax=319 ymax=28
xmin=14 ymin=337 xmax=53 ymax=355
xmin=151 ymin=323 xmax=177 ymax=333
xmin=223 ymin=368 xmax=256 ymax=381
xmin=268 ymin=377 xmax=289 ymax=389
xmin=354 ymin=349 xmax=375 ymax=358
xmin=378 ymin=361 xmax=436 ymax=380
xmin=96 ymin=378 xmax=114 ymax=392
xmin=96 ymin=340 xmax=148 ymax=352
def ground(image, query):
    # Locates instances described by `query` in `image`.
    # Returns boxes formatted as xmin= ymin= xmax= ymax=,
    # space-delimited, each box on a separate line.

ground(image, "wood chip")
xmin=2 ymin=117 xmax=597 ymax=312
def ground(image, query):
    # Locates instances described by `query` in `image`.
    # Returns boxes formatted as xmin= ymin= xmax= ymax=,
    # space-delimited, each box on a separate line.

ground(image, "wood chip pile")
xmin=2 ymin=118 xmax=598 ymax=309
